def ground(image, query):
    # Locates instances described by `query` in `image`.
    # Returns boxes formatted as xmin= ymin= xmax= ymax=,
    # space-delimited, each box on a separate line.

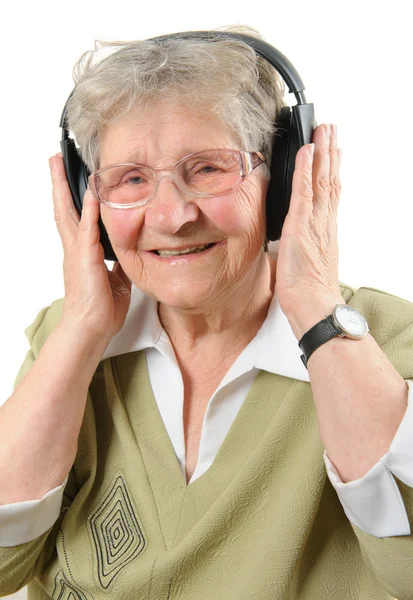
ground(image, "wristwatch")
xmin=298 ymin=304 xmax=370 ymax=369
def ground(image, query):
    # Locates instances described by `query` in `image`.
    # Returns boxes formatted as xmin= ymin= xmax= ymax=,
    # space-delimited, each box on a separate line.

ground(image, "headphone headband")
xmin=60 ymin=30 xmax=317 ymax=261
xmin=146 ymin=31 xmax=307 ymax=99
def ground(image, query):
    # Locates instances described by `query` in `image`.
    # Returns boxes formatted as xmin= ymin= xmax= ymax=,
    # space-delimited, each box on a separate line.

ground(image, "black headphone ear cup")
xmin=266 ymin=103 xmax=316 ymax=241
xmin=60 ymin=137 xmax=118 ymax=261
xmin=266 ymin=106 xmax=294 ymax=241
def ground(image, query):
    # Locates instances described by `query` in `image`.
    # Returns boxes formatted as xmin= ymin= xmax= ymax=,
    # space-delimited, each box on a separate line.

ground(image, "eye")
xmin=127 ymin=176 xmax=144 ymax=185
xmin=121 ymin=170 xmax=148 ymax=185
xmin=197 ymin=164 xmax=219 ymax=174
xmin=189 ymin=162 xmax=223 ymax=177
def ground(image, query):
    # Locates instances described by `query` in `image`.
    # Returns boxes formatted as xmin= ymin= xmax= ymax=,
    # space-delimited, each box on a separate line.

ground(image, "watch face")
xmin=333 ymin=305 xmax=369 ymax=338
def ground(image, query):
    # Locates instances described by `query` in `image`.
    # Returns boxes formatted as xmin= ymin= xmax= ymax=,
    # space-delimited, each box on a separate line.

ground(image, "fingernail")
xmin=308 ymin=143 xmax=315 ymax=159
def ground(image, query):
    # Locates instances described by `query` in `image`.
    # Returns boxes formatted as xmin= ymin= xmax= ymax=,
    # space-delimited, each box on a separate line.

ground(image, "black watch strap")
xmin=298 ymin=315 xmax=343 ymax=368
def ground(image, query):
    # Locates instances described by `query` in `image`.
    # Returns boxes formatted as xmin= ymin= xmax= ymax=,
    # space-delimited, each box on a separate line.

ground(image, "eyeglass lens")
xmin=94 ymin=150 xmax=242 ymax=206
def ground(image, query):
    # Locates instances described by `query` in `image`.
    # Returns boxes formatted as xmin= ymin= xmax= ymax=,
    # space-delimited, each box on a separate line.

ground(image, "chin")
xmin=152 ymin=286 xmax=214 ymax=310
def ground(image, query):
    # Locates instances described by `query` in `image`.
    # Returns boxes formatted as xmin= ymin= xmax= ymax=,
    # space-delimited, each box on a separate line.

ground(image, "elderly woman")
xmin=0 ymin=27 xmax=412 ymax=600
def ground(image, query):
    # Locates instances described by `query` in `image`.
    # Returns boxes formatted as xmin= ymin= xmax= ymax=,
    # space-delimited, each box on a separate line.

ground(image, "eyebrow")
xmin=120 ymin=148 xmax=218 ymax=165
xmin=121 ymin=151 xmax=149 ymax=164
xmin=111 ymin=152 xmax=143 ymax=165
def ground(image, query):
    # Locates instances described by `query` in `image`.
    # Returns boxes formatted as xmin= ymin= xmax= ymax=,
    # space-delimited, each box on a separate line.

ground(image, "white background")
xmin=1 ymin=0 xmax=412 ymax=595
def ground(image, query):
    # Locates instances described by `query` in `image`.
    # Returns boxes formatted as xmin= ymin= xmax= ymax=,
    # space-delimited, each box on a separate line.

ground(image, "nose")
xmin=143 ymin=177 xmax=200 ymax=235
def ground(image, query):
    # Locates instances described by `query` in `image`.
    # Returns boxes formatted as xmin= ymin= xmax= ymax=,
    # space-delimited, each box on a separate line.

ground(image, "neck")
xmin=158 ymin=252 xmax=277 ymax=359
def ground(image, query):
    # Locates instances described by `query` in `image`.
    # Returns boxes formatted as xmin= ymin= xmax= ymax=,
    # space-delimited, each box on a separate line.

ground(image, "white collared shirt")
xmin=1 ymin=260 xmax=413 ymax=546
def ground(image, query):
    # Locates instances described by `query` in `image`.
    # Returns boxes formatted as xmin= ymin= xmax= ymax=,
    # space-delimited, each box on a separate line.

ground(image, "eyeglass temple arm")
xmin=243 ymin=151 xmax=266 ymax=175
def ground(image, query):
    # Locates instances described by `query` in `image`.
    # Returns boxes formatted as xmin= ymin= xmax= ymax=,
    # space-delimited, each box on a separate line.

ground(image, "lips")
xmin=143 ymin=240 xmax=225 ymax=262
xmin=153 ymin=243 xmax=215 ymax=256
xmin=147 ymin=241 xmax=217 ymax=253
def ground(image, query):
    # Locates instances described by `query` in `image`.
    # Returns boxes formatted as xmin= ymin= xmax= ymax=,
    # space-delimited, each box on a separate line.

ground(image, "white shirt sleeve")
xmin=324 ymin=379 xmax=413 ymax=538
xmin=0 ymin=475 xmax=69 ymax=547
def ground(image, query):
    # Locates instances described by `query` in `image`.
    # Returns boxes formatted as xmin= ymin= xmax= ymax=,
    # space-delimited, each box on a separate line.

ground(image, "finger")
xmin=49 ymin=154 xmax=80 ymax=248
xmin=329 ymin=125 xmax=342 ymax=210
xmin=311 ymin=125 xmax=331 ymax=211
xmin=77 ymin=186 xmax=102 ymax=250
xmin=312 ymin=124 xmax=339 ymax=217
xmin=288 ymin=143 xmax=315 ymax=224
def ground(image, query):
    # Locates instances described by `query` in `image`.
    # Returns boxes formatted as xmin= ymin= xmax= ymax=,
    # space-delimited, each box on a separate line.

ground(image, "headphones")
xmin=60 ymin=31 xmax=317 ymax=262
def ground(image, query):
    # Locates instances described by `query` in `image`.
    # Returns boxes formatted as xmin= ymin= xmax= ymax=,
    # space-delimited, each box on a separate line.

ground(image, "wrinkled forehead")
xmin=98 ymin=99 xmax=241 ymax=169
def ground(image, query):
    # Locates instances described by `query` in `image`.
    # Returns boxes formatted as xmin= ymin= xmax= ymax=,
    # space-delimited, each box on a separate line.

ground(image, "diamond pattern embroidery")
xmin=89 ymin=472 xmax=147 ymax=589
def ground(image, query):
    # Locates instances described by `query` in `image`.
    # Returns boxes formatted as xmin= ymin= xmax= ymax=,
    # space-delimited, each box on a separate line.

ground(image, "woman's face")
xmin=99 ymin=101 xmax=268 ymax=309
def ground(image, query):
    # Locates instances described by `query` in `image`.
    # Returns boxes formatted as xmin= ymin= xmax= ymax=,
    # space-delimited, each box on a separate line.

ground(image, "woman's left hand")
xmin=275 ymin=124 xmax=346 ymax=340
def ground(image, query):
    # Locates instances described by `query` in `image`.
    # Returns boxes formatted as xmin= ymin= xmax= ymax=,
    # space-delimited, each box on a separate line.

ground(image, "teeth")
xmin=157 ymin=244 xmax=211 ymax=256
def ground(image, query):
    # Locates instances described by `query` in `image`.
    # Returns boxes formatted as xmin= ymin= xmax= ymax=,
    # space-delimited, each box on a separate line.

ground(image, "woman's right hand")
xmin=49 ymin=153 xmax=132 ymax=344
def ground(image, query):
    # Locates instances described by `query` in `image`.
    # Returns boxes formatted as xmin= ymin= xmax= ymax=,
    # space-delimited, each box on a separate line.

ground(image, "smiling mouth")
xmin=152 ymin=243 xmax=216 ymax=256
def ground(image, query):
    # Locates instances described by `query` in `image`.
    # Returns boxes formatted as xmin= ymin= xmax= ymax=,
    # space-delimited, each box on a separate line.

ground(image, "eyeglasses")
xmin=88 ymin=149 xmax=265 ymax=209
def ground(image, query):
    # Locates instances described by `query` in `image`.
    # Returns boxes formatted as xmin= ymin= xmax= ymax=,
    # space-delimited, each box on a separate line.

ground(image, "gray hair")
xmin=65 ymin=25 xmax=288 ymax=174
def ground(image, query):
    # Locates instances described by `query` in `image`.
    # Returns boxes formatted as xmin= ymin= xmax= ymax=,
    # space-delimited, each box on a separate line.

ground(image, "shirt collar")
xmin=102 ymin=257 xmax=310 ymax=383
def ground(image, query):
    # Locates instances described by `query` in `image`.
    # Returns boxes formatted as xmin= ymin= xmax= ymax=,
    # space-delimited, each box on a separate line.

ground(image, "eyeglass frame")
xmin=88 ymin=148 xmax=266 ymax=209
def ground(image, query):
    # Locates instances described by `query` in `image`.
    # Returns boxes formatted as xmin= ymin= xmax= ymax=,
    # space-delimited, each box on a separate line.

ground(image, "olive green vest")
xmin=1 ymin=282 xmax=412 ymax=599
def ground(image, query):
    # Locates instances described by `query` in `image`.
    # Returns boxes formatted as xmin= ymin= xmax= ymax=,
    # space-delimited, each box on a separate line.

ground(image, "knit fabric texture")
xmin=1 ymin=282 xmax=412 ymax=599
